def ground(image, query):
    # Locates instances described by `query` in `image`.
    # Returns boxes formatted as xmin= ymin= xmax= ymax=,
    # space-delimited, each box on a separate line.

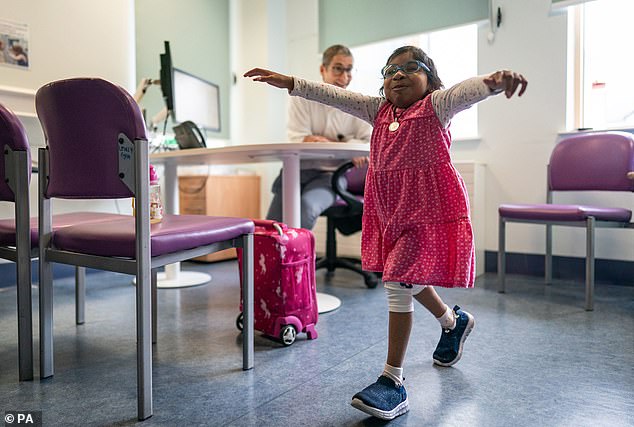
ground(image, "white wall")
xmin=231 ymin=0 xmax=298 ymax=218
xmin=456 ymin=0 xmax=567 ymax=256
xmin=0 ymin=0 xmax=136 ymax=221
xmin=0 ymin=0 xmax=135 ymax=94
xmin=453 ymin=0 xmax=632 ymax=262
xmin=232 ymin=0 xmax=633 ymax=263
xmin=465 ymin=0 xmax=567 ymax=256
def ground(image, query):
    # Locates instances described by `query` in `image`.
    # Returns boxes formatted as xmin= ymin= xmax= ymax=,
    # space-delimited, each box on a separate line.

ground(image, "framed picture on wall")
xmin=0 ymin=19 xmax=29 ymax=69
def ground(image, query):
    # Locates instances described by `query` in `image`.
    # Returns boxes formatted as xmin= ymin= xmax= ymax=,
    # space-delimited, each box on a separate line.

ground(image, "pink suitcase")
xmin=237 ymin=219 xmax=318 ymax=345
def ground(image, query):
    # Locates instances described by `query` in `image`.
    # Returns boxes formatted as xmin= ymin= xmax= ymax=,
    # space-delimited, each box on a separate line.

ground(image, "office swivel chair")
xmin=498 ymin=131 xmax=634 ymax=310
xmin=316 ymin=162 xmax=379 ymax=288
xmin=35 ymin=77 xmax=255 ymax=420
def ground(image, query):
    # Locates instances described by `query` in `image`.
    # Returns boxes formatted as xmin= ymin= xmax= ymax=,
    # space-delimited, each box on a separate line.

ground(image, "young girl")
xmin=245 ymin=46 xmax=527 ymax=421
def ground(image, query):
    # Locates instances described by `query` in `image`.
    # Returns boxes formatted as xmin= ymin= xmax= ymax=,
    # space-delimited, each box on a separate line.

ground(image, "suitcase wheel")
xmin=236 ymin=312 xmax=244 ymax=332
xmin=280 ymin=325 xmax=296 ymax=346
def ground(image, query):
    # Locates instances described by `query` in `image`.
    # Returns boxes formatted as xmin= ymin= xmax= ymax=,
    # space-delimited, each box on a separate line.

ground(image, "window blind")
xmin=552 ymin=0 xmax=597 ymax=9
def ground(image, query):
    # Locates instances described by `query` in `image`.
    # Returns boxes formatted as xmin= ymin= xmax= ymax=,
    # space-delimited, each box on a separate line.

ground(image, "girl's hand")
xmin=243 ymin=68 xmax=294 ymax=91
xmin=484 ymin=70 xmax=527 ymax=98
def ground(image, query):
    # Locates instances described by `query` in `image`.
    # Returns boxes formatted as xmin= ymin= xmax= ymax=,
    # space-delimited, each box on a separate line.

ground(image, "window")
xmin=568 ymin=0 xmax=634 ymax=130
xmin=349 ymin=24 xmax=478 ymax=140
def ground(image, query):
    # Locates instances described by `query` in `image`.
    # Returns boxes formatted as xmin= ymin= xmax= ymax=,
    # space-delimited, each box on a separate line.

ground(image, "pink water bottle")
xmin=149 ymin=164 xmax=164 ymax=223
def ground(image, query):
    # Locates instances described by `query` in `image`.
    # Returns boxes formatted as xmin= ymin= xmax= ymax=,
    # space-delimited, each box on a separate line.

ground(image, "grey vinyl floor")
xmin=0 ymin=261 xmax=633 ymax=427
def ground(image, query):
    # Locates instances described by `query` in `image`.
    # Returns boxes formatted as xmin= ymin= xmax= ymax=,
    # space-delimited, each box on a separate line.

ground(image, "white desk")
xmin=150 ymin=142 xmax=370 ymax=311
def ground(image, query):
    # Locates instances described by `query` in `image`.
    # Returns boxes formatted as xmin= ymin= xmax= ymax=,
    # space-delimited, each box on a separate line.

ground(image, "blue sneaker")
xmin=351 ymin=376 xmax=409 ymax=420
xmin=432 ymin=305 xmax=475 ymax=367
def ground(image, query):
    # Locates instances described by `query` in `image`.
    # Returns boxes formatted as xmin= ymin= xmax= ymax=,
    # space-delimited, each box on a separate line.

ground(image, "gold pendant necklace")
xmin=389 ymin=106 xmax=404 ymax=132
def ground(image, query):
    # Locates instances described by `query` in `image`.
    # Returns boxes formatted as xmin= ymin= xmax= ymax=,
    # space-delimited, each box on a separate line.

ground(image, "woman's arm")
xmin=286 ymin=96 xmax=332 ymax=142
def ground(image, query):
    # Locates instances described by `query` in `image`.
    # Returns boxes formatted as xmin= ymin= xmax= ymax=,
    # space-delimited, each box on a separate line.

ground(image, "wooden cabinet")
xmin=178 ymin=175 xmax=261 ymax=262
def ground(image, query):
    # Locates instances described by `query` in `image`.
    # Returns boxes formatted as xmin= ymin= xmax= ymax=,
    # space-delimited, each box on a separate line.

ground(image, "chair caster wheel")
xmin=236 ymin=312 xmax=243 ymax=331
xmin=364 ymin=274 xmax=379 ymax=289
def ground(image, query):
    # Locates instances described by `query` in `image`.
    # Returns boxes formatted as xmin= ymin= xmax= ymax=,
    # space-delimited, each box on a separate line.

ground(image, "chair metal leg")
xmin=39 ymin=251 xmax=54 ymax=379
xmin=498 ymin=216 xmax=506 ymax=293
xmin=75 ymin=267 xmax=85 ymax=325
xmin=16 ymin=248 xmax=33 ymax=381
xmin=14 ymin=149 xmax=33 ymax=381
xmin=11 ymin=150 xmax=33 ymax=381
xmin=39 ymin=149 xmax=54 ymax=379
xmin=241 ymin=233 xmax=254 ymax=370
xmin=545 ymin=224 xmax=553 ymax=285
xmin=16 ymin=243 xmax=33 ymax=382
xmin=151 ymin=269 xmax=157 ymax=344
xmin=136 ymin=265 xmax=152 ymax=420
xmin=134 ymin=139 xmax=153 ymax=421
xmin=39 ymin=261 xmax=54 ymax=377
xmin=585 ymin=217 xmax=595 ymax=311
xmin=324 ymin=219 xmax=337 ymax=272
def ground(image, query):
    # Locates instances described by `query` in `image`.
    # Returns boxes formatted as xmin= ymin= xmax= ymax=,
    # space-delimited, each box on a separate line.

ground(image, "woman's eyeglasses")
xmin=329 ymin=65 xmax=354 ymax=76
xmin=381 ymin=60 xmax=430 ymax=79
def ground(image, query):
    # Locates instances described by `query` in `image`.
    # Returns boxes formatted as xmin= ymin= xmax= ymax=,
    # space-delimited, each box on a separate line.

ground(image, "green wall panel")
xmin=319 ymin=0 xmax=488 ymax=50
xmin=135 ymin=0 xmax=230 ymax=139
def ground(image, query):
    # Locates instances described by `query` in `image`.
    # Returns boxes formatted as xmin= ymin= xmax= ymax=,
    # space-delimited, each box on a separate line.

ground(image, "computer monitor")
xmin=159 ymin=41 xmax=174 ymax=119
xmin=173 ymin=68 xmax=221 ymax=132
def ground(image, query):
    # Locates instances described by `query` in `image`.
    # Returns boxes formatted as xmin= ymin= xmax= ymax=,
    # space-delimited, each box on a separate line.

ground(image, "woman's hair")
xmin=322 ymin=44 xmax=352 ymax=67
xmin=380 ymin=45 xmax=444 ymax=96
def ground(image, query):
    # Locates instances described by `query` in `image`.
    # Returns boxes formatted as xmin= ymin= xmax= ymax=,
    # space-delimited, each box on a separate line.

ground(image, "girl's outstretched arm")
xmin=431 ymin=70 xmax=528 ymax=128
xmin=483 ymin=70 xmax=527 ymax=98
xmin=245 ymin=68 xmax=384 ymax=125
xmin=244 ymin=68 xmax=294 ymax=92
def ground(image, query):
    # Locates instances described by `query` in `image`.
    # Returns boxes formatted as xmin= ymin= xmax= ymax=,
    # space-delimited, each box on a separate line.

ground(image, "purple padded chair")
xmin=35 ymin=78 xmax=254 ymax=421
xmin=0 ymin=212 xmax=126 ymax=326
xmin=498 ymin=131 xmax=634 ymax=310
xmin=0 ymin=104 xmax=123 ymax=381
xmin=315 ymin=161 xmax=379 ymax=288
xmin=0 ymin=103 xmax=33 ymax=381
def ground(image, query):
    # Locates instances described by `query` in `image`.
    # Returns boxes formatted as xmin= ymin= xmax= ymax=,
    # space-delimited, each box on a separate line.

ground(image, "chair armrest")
xmin=331 ymin=161 xmax=364 ymax=215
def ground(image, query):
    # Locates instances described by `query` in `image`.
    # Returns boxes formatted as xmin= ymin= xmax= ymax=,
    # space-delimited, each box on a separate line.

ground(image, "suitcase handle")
xmin=252 ymin=219 xmax=287 ymax=235
xmin=272 ymin=223 xmax=284 ymax=236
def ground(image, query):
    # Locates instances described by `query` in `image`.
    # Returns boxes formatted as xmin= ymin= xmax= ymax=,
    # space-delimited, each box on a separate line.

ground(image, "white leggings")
xmin=385 ymin=282 xmax=427 ymax=313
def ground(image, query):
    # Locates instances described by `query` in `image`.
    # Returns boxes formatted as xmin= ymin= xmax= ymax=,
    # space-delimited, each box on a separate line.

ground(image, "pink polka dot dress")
xmin=291 ymin=76 xmax=495 ymax=288
xmin=362 ymin=96 xmax=474 ymax=288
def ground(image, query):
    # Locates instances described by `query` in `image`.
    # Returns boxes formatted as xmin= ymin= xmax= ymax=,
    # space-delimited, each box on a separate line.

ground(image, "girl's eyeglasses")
xmin=381 ymin=60 xmax=430 ymax=79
